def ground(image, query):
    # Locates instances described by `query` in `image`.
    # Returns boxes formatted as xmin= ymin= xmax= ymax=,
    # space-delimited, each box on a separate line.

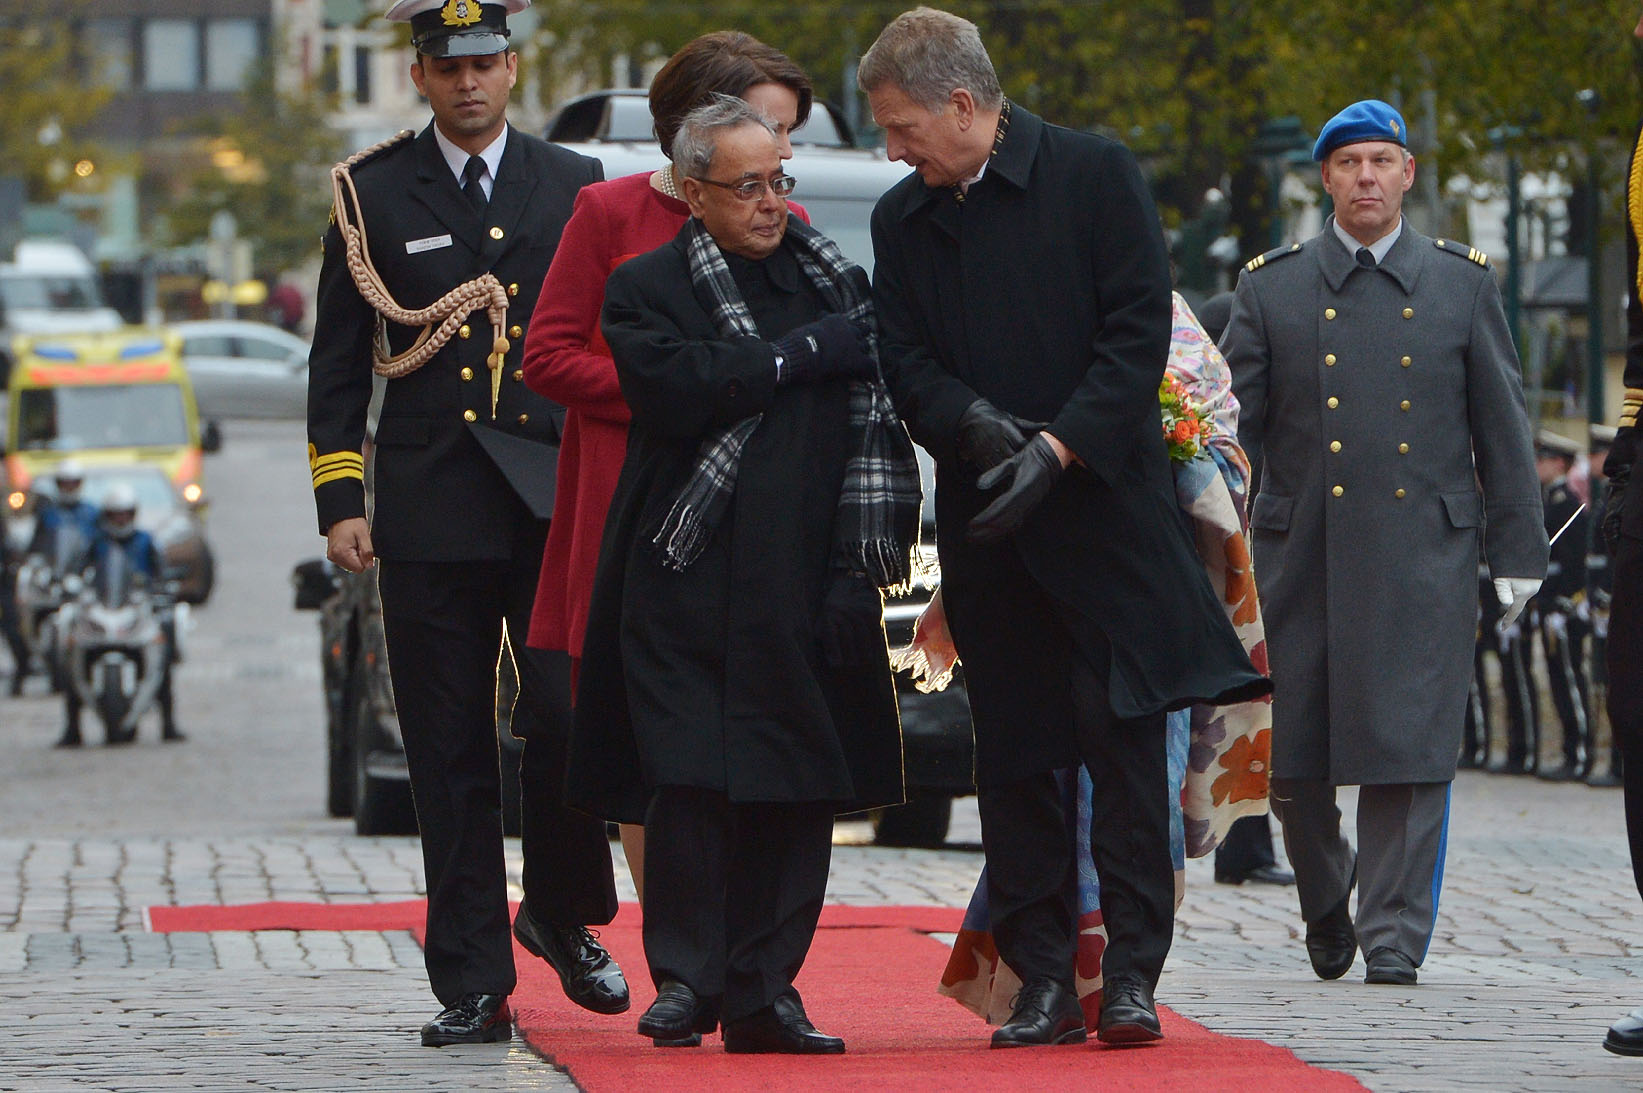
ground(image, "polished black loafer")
xmin=636 ymin=980 xmax=719 ymax=1042
xmin=1363 ymin=946 xmax=1418 ymax=985
xmin=723 ymin=993 xmax=845 ymax=1054
xmin=990 ymin=978 xmax=1086 ymax=1048
xmin=1604 ymin=1006 xmax=1643 ymax=1055
xmin=1098 ymin=974 xmax=1163 ymax=1044
xmin=1305 ymin=892 xmax=1358 ymax=981
xmin=513 ymin=901 xmax=630 ymax=1015
xmin=420 ymin=993 xmax=511 ymax=1047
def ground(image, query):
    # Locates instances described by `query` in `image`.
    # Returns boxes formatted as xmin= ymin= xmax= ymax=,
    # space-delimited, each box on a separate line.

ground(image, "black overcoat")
xmin=307 ymin=125 xmax=603 ymax=560
xmin=870 ymin=105 xmax=1268 ymax=785
xmin=566 ymin=229 xmax=905 ymax=824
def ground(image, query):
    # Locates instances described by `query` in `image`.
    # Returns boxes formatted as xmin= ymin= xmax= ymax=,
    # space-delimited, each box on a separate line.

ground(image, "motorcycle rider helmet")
xmin=53 ymin=459 xmax=85 ymax=505
xmin=99 ymin=483 xmax=140 ymax=542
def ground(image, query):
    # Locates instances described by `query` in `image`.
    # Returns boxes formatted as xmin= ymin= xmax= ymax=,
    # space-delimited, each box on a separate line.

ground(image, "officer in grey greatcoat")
xmin=1220 ymin=98 xmax=1548 ymax=987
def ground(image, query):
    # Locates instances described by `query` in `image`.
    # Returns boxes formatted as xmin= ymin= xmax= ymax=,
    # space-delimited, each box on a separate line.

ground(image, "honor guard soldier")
xmin=1222 ymin=98 xmax=1547 ymax=988
xmin=1534 ymin=429 xmax=1592 ymax=781
xmin=1588 ymin=423 xmax=1621 ymax=786
xmin=305 ymin=0 xmax=627 ymax=1048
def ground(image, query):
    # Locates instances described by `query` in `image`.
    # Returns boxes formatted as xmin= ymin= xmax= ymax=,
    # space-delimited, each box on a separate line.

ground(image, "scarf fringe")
xmin=651 ymin=501 xmax=708 ymax=572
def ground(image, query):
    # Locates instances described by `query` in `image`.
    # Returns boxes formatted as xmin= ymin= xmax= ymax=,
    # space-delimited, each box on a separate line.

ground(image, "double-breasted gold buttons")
xmin=1327 ymin=396 xmax=1339 ymax=409
xmin=1401 ymin=356 xmax=1412 ymax=367
xmin=1402 ymin=307 xmax=1414 ymax=319
xmin=508 ymin=282 xmax=519 ymax=296
xmin=517 ymin=413 xmax=529 ymax=425
xmin=1400 ymin=399 xmax=1411 ymax=411
xmin=1399 ymin=442 xmax=1410 ymax=454
xmin=1325 ymin=308 xmax=1337 ymax=320
xmin=1325 ymin=353 xmax=1337 ymax=366
xmin=459 ymin=324 xmax=471 ymax=339
xmin=1330 ymin=440 xmax=1342 ymax=453
xmin=509 ymin=325 xmax=523 ymax=339
xmin=489 ymin=226 xmax=504 ymax=240
xmin=1332 ymin=485 xmax=1345 ymax=497
xmin=1395 ymin=488 xmax=1407 ymax=499
xmin=460 ymin=367 xmax=473 ymax=381
xmin=463 ymin=409 xmax=477 ymax=422
xmin=513 ymin=369 xmax=524 ymax=381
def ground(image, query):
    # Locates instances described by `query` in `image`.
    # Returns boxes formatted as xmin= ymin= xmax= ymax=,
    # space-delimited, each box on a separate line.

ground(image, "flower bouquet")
xmin=1159 ymin=374 xmax=1212 ymax=464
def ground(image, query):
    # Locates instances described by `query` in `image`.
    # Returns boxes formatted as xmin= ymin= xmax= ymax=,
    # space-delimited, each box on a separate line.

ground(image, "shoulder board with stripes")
xmin=1433 ymin=238 xmax=1489 ymax=267
xmin=1244 ymin=242 xmax=1303 ymax=273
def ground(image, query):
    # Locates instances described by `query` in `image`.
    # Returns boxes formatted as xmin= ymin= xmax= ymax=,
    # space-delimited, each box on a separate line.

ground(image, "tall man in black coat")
xmin=859 ymin=8 xmax=1269 ymax=1048
xmin=306 ymin=0 xmax=625 ymax=1047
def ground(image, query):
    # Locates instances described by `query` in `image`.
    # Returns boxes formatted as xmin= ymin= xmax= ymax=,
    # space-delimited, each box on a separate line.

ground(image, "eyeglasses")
xmin=694 ymin=174 xmax=797 ymax=201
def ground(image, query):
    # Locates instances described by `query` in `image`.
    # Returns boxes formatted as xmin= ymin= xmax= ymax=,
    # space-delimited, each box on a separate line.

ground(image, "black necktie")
xmin=1355 ymin=246 xmax=1376 ymax=270
xmin=461 ymin=155 xmax=488 ymax=213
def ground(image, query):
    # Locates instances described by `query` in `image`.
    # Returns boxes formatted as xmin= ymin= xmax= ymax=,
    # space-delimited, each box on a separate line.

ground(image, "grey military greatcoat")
xmin=1222 ymin=222 xmax=1548 ymax=785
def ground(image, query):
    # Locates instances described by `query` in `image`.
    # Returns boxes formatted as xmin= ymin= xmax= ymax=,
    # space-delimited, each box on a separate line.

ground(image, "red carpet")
xmin=149 ymin=900 xmax=1365 ymax=1091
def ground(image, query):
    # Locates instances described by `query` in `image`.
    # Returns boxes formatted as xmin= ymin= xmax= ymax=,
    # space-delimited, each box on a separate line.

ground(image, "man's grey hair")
xmin=857 ymin=7 xmax=1002 ymax=113
xmin=672 ymin=94 xmax=777 ymax=180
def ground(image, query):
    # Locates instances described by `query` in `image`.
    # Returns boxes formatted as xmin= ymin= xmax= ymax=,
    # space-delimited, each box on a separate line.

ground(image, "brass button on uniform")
xmin=1402 ymin=307 xmax=1414 ymax=319
xmin=1395 ymin=488 xmax=1407 ymax=499
xmin=1398 ymin=442 xmax=1410 ymax=454
xmin=509 ymin=325 xmax=523 ymax=339
xmin=507 ymin=282 xmax=519 ymax=296
xmin=1332 ymin=485 xmax=1345 ymax=497
xmin=458 ymin=324 xmax=471 ymax=339
xmin=463 ymin=409 xmax=477 ymax=422
xmin=460 ymin=367 xmax=473 ymax=381
xmin=1401 ymin=355 xmax=1412 ymax=367
xmin=489 ymin=226 xmax=504 ymax=240
xmin=1400 ymin=399 xmax=1411 ymax=411
xmin=1325 ymin=308 xmax=1337 ymax=320
xmin=1327 ymin=396 xmax=1339 ymax=409
xmin=517 ymin=413 xmax=529 ymax=425
xmin=1325 ymin=353 xmax=1337 ymax=366
xmin=1330 ymin=440 xmax=1342 ymax=453
xmin=513 ymin=369 xmax=524 ymax=381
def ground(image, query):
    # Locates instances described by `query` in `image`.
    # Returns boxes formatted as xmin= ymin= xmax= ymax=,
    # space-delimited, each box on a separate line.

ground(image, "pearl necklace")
xmin=658 ymin=165 xmax=680 ymax=200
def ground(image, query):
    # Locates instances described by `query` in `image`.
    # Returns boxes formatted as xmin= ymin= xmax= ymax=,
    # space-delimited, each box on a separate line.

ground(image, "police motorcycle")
xmin=13 ymin=516 xmax=91 ymax=694
xmin=60 ymin=485 xmax=183 ymax=746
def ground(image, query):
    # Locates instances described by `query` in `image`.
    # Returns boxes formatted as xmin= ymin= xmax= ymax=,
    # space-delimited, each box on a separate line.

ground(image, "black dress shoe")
xmin=989 ymin=978 xmax=1086 ymax=1048
xmin=636 ymin=980 xmax=718 ymax=1041
xmin=1098 ymin=974 xmax=1163 ymax=1044
xmin=53 ymin=729 xmax=82 ymax=749
xmin=723 ymin=993 xmax=844 ymax=1054
xmin=1214 ymin=863 xmax=1296 ymax=886
xmin=420 ymin=993 xmax=511 ymax=1047
xmin=1363 ymin=946 xmax=1417 ymax=985
xmin=1604 ymin=1006 xmax=1643 ymax=1055
xmin=1305 ymin=891 xmax=1357 ymax=980
xmin=513 ymin=902 xmax=630 ymax=1015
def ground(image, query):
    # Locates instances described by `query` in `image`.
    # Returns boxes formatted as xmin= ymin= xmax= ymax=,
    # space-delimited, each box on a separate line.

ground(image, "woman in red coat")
xmin=521 ymin=31 xmax=813 ymax=909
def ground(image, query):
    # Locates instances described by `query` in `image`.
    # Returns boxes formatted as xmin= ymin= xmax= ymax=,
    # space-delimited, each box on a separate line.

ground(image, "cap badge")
xmin=440 ymin=0 xmax=482 ymax=27
xmin=1389 ymin=119 xmax=1400 ymax=138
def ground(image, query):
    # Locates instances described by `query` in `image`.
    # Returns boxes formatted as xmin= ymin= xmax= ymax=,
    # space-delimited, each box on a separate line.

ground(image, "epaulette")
xmin=1433 ymin=238 xmax=1490 ymax=268
xmin=339 ymin=129 xmax=415 ymax=175
xmin=1244 ymin=242 xmax=1303 ymax=273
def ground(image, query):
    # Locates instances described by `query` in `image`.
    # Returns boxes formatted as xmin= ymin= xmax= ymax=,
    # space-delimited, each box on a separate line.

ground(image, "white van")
xmin=0 ymin=240 xmax=124 ymax=384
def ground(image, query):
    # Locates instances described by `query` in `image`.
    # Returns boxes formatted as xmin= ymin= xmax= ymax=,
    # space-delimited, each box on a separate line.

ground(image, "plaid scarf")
xmin=648 ymin=216 xmax=920 ymax=590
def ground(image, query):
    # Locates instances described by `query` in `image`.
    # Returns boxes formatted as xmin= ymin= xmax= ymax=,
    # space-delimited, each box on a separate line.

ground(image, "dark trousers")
xmin=976 ymin=607 xmax=1173 ymax=991
xmin=1462 ymin=638 xmax=1492 ymax=763
xmin=379 ymin=536 xmax=615 ymax=1008
xmin=641 ymin=785 xmax=833 ymax=1023
xmin=1499 ymin=620 xmax=1541 ymax=771
xmin=1540 ymin=610 xmax=1591 ymax=771
xmin=1215 ymin=814 xmax=1279 ymax=878
xmin=1608 ymin=534 xmax=1643 ymax=899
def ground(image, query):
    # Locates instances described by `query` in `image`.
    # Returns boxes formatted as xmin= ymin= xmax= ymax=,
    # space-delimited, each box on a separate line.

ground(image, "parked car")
xmin=16 ymin=463 xmax=215 ymax=605
xmin=292 ymin=557 xmax=525 ymax=837
xmin=172 ymin=319 xmax=310 ymax=420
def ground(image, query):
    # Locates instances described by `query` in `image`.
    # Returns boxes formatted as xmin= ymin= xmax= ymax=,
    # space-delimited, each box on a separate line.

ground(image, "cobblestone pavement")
xmin=2 ymin=776 xmax=1643 ymax=1090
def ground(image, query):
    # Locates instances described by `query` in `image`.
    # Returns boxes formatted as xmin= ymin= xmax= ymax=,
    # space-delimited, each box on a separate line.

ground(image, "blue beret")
xmin=1312 ymin=99 xmax=1408 ymax=161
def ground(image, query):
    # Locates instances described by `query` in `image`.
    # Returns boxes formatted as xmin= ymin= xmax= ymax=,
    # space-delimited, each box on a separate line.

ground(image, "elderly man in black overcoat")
xmin=568 ymin=96 xmax=917 ymax=1055
xmin=859 ymin=8 xmax=1270 ymax=1048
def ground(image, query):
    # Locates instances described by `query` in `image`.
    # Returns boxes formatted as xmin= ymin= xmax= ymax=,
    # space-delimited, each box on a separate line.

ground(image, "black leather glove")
xmin=772 ymin=314 xmax=874 ymax=387
xmin=955 ymin=399 xmax=1050 ymax=472
xmin=966 ymin=434 xmax=1063 ymax=544
xmin=817 ymin=570 xmax=884 ymax=668
xmin=1603 ymin=466 xmax=1629 ymax=556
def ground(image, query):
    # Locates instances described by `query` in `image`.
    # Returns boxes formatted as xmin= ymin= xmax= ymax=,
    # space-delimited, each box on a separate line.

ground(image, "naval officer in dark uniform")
xmin=1222 ymin=98 xmax=1546 ymax=988
xmin=305 ymin=0 xmax=625 ymax=1047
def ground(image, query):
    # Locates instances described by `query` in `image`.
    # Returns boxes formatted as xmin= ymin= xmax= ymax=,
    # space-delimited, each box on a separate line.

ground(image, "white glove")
xmin=1493 ymin=577 xmax=1542 ymax=607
